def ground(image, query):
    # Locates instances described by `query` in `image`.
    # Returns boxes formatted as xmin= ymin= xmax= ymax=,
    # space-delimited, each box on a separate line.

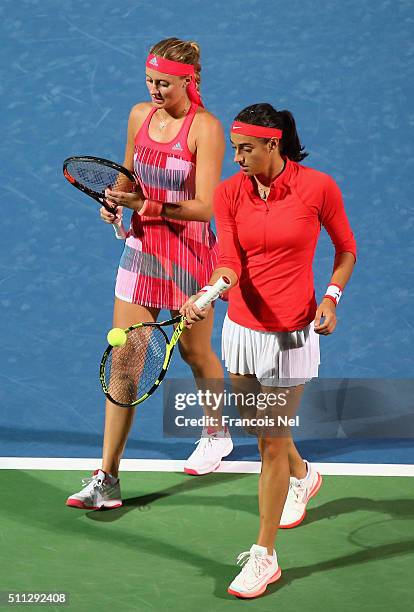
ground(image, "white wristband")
xmin=324 ymin=283 xmax=343 ymax=305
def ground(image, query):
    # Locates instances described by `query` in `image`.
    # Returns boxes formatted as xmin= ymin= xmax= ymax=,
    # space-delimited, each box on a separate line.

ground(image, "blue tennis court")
xmin=1 ymin=0 xmax=413 ymax=608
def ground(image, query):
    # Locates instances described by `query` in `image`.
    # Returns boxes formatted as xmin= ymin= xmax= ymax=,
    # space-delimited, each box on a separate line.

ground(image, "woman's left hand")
xmin=314 ymin=298 xmax=337 ymax=335
xmin=105 ymin=188 xmax=145 ymax=212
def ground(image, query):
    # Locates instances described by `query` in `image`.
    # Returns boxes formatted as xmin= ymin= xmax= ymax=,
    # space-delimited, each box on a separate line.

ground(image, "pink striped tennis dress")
xmin=115 ymin=103 xmax=218 ymax=310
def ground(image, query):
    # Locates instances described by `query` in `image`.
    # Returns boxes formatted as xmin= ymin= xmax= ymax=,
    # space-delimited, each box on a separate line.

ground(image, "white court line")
xmin=0 ymin=457 xmax=413 ymax=477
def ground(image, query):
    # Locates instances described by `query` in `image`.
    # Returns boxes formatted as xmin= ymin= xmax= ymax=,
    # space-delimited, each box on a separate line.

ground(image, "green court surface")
xmin=0 ymin=470 xmax=413 ymax=611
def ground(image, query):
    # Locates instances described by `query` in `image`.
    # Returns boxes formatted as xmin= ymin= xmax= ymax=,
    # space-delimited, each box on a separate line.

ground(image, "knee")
xmin=260 ymin=438 xmax=289 ymax=462
xmin=178 ymin=343 xmax=211 ymax=369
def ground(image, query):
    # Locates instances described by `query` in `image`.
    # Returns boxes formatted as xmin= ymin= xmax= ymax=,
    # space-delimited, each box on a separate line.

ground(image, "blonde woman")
xmin=67 ymin=38 xmax=232 ymax=510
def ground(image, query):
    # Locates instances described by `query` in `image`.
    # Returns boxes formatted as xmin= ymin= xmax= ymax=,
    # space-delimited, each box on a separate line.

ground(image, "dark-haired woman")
xmin=181 ymin=103 xmax=357 ymax=598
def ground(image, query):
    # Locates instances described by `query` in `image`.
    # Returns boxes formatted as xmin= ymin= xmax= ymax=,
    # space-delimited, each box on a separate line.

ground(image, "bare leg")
xmin=256 ymin=438 xmax=290 ymax=554
xmin=228 ymin=377 xmax=305 ymax=554
xmin=287 ymin=436 xmax=307 ymax=479
xmin=175 ymin=305 xmax=224 ymax=430
xmin=102 ymin=298 xmax=159 ymax=477
xmin=256 ymin=384 xmax=305 ymax=553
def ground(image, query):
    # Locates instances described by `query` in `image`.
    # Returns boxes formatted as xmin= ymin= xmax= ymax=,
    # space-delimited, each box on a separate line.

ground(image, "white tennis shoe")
xmin=228 ymin=544 xmax=281 ymax=598
xmin=279 ymin=461 xmax=322 ymax=528
xmin=184 ymin=427 xmax=233 ymax=475
xmin=66 ymin=469 xmax=122 ymax=510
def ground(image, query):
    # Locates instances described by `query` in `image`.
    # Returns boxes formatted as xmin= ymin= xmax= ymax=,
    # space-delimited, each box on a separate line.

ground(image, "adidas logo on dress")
xmin=172 ymin=142 xmax=183 ymax=151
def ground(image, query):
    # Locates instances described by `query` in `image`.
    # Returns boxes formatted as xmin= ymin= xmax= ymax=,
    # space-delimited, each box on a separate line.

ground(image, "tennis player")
xmin=180 ymin=103 xmax=357 ymax=598
xmin=66 ymin=38 xmax=232 ymax=510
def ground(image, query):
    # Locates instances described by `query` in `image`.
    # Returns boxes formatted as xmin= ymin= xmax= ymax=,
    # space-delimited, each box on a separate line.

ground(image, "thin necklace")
xmin=158 ymin=101 xmax=190 ymax=130
xmin=254 ymin=160 xmax=285 ymax=201
xmin=254 ymin=177 xmax=270 ymax=201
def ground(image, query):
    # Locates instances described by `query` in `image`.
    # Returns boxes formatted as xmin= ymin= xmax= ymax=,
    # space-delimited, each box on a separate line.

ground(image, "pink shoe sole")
xmin=184 ymin=460 xmax=222 ymax=476
xmin=183 ymin=442 xmax=233 ymax=476
xmin=228 ymin=568 xmax=282 ymax=598
xmin=66 ymin=499 xmax=122 ymax=510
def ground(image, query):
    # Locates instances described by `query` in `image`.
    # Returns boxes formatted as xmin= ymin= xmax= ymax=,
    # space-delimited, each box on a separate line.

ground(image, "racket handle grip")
xmin=112 ymin=206 xmax=127 ymax=239
xmin=194 ymin=276 xmax=231 ymax=309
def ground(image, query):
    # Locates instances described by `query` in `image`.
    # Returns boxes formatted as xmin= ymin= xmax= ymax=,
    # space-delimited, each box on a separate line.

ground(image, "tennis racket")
xmin=99 ymin=276 xmax=231 ymax=407
xmin=63 ymin=156 xmax=139 ymax=239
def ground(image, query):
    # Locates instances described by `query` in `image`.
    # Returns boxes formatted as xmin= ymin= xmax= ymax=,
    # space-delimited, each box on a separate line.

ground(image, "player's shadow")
xmin=305 ymin=496 xmax=414 ymax=525
xmin=88 ymin=490 xmax=414 ymax=528
xmin=3 ymin=471 xmax=414 ymax=601
xmin=86 ymin=489 xmax=414 ymax=600
xmin=85 ymin=472 xmax=253 ymax=523
xmin=263 ymin=535 xmax=414 ymax=599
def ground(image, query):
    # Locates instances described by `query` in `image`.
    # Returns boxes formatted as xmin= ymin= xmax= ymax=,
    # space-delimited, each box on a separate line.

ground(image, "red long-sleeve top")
xmin=214 ymin=158 xmax=357 ymax=332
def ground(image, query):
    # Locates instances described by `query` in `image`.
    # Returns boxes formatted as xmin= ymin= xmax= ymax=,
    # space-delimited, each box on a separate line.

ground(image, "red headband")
xmin=146 ymin=54 xmax=203 ymax=107
xmin=231 ymin=121 xmax=282 ymax=139
xmin=146 ymin=53 xmax=195 ymax=76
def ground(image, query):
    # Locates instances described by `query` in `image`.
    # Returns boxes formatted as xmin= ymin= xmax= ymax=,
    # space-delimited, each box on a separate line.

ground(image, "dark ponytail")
xmin=235 ymin=103 xmax=308 ymax=162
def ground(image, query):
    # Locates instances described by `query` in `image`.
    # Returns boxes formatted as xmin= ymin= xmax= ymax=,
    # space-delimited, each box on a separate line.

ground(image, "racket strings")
xmin=66 ymin=160 xmax=133 ymax=194
xmin=104 ymin=326 xmax=167 ymax=405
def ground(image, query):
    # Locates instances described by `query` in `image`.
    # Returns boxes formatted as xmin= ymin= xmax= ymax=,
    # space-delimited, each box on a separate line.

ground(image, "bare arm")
xmin=101 ymin=103 xmax=149 ymax=223
xmin=314 ymin=252 xmax=356 ymax=334
xmin=105 ymin=110 xmax=225 ymax=221
xmin=122 ymin=104 xmax=147 ymax=173
xmin=179 ymin=185 xmax=242 ymax=325
xmin=330 ymin=251 xmax=356 ymax=289
xmin=179 ymin=266 xmax=238 ymax=327
xmin=162 ymin=113 xmax=225 ymax=221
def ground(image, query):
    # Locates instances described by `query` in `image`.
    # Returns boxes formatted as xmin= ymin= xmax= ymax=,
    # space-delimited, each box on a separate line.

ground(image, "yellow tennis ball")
xmin=107 ymin=327 xmax=127 ymax=347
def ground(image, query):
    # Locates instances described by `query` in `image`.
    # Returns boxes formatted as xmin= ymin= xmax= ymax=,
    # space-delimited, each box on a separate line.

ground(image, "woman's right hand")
xmin=100 ymin=205 xmax=122 ymax=225
xmin=179 ymin=294 xmax=211 ymax=328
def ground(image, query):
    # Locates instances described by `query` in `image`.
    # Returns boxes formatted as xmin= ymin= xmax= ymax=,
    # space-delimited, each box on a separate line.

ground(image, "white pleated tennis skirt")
xmin=222 ymin=314 xmax=320 ymax=387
